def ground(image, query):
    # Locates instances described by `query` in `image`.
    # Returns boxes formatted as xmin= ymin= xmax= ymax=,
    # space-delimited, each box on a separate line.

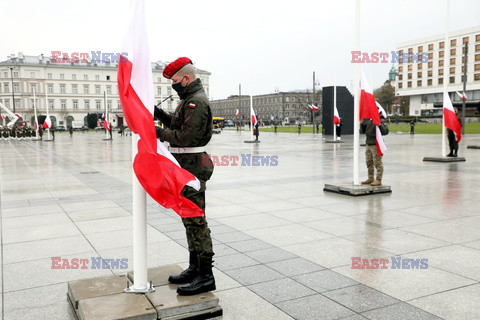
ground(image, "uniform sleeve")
xmin=159 ymin=102 xmax=210 ymax=147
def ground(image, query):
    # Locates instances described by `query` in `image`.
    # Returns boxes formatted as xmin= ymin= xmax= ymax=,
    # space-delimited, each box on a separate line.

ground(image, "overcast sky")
xmin=1 ymin=0 xmax=479 ymax=100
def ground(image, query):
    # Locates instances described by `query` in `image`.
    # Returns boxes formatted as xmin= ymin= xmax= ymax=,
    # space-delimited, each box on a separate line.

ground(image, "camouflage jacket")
xmin=155 ymin=78 xmax=213 ymax=148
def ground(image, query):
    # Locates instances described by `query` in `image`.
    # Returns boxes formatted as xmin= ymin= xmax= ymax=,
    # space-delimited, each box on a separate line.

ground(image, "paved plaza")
xmin=0 ymin=129 xmax=480 ymax=319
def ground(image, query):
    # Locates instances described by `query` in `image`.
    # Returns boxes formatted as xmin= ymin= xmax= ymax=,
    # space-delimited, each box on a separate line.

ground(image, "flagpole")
xmin=33 ymin=88 xmax=39 ymax=137
xmin=46 ymin=90 xmax=51 ymax=140
xmin=333 ymin=81 xmax=337 ymax=141
xmin=104 ymin=91 xmax=109 ymax=139
xmin=442 ymin=0 xmax=449 ymax=157
xmin=352 ymin=0 xmax=361 ymax=185
xmin=250 ymin=95 xmax=253 ymax=141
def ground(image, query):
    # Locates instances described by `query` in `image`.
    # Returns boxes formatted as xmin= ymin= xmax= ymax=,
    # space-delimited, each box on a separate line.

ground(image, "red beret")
xmin=163 ymin=57 xmax=192 ymax=79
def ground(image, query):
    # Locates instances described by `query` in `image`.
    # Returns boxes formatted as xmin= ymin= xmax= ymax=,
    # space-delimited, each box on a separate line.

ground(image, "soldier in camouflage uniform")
xmin=154 ymin=57 xmax=215 ymax=296
xmin=360 ymin=117 xmax=384 ymax=186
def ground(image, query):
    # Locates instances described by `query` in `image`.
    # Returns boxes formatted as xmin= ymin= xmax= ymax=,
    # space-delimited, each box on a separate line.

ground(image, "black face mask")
xmin=172 ymin=77 xmax=186 ymax=94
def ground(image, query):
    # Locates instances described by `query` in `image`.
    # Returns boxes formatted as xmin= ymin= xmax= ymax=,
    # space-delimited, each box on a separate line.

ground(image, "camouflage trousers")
xmin=365 ymin=145 xmax=383 ymax=180
xmin=181 ymin=180 xmax=214 ymax=259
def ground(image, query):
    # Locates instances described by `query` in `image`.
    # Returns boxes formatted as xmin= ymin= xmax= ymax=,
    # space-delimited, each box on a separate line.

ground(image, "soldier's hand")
xmin=154 ymin=107 xmax=164 ymax=119
xmin=155 ymin=126 xmax=164 ymax=141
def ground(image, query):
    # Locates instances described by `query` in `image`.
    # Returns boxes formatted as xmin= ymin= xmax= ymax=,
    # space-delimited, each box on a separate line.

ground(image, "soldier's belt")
xmin=168 ymin=146 xmax=206 ymax=154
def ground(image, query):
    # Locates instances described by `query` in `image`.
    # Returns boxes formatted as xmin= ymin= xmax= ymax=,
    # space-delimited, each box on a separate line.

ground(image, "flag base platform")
xmin=423 ymin=156 xmax=466 ymax=162
xmin=68 ymin=265 xmax=222 ymax=320
xmin=467 ymin=145 xmax=480 ymax=149
xmin=103 ymin=138 xmax=113 ymax=141
xmin=244 ymin=140 xmax=260 ymax=143
xmin=323 ymin=183 xmax=392 ymax=196
xmin=325 ymin=140 xmax=345 ymax=144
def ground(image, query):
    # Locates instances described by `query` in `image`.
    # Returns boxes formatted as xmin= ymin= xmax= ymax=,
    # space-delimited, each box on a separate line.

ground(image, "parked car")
xmin=53 ymin=125 xmax=66 ymax=131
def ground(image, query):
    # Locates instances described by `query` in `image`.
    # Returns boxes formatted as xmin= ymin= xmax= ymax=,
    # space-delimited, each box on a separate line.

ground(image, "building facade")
xmin=0 ymin=53 xmax=210 ymax=127
xmin=210 ymin=91 xmax=322 ymax=125
xmin=395 ymin=26 xmax=480 ymax=116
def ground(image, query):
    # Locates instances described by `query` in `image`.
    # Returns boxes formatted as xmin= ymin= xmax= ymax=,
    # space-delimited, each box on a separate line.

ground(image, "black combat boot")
xmin=168 ymin=251 xmax=199 ymax=284
xmin=176 ymin=257 xmax=216 ymax=296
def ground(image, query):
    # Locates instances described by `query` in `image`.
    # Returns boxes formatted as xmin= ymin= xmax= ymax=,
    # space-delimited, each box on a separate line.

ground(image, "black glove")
xmin=155 ymin=126 xmax=164 ymax=141
xmin=153 ymin=107 xmax=164 ymax=119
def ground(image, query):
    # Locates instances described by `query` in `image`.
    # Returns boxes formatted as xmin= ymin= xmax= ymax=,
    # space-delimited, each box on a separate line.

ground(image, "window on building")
xmin=417 ymin=80 xmax=422 ymax=87
xmin=418 ymin=46 xmax=423 ymax=53
xmin=47 ymin=73 xmax=52 ymax=79
xmin=72 ymin=84 xmax=78 ymax=94
xmin=3 ymin=72 xmax=7 ymax=78
xmin=157 ymin=87 xmax=162 ymax=95
xmin=463 ymin=36 xmax=469 ymax=44
xmin=438 ymin=78 xmax=444 ymax=84
xmin=95 ymin=85 xmax=100 ymax=94
xmin=167 ymin=87 xmax=171 ymax=95
xmin=60 ymin=73 xmax=64 ymax=79
xmin=407 ymin=81 xmax=412 ymax=88
xmin=85 ymin=100 xmax=90 ymax=109
xmin=450 ymin=76 xmax=455 ymax=84
xmin=61 ymin=100 xmax=66 ymax=109
xmin=439 ymin=41 xmax=445 ymax=49
xmin=475 ymin=64 xmax=480 ymax=71
xmin=408 ymin=65 xmax=412 ymax=71
xmin=72 ymin=74 xmax=76 ymax=80
xmin=84 ymin=85 xmax=89 ymax=94
xmin=450 ymin=67 xmax=455 ymax=74
xmin=476 ymin=34 xmax=480 ymax=42
xmin=475 ymin=54 xmax=480 ymax=61
xmin=158 ymin=77 xmax=162 ymax=82
xmin=106 ymin=85 xmax=112 ymax=95
xmin=450 ymin=58 xmax=456 ymax=65
xmin=418 ymin=63 xmax=423 ymax=70
xmin=428 ymin=70 xmax=433 ymax=77
xmin=73 ymin=100 xmax=78 ymax=109
xmin=95 ymin=75 xmax=100 ymax=81
xmin=30 ymin=72 xmax=35 ymax=78
xmin=428 ymin=79 xmax=432 ymax=86
xmin=461 ymin=75 xmax=466 ymax=82
xmin=428 ymin=44 xmax=434 ymax=51
xmin=13 ymin=83 xmax=19 ymax=93
xmin=451 ymin=39 xmax=457 ymax=47
xmin=428 ymin=52 xmax=433 ymax=60
xmin=84 ymin=74 xmax=88 ymax=80
xmin=474 ymin=74 xmax=480 ymax=81
xmin=96 ymin=101 xmax=101 ymax=109
xmin=60 ymin=84 xmax=66 ymax=93
xmin=408 ymin=48 xmax=413 ymax=53
xmin=439 ymin=60 xmax=444 ymax=67
xmin=13 ymin=72 xmax=18 ymax=78
xmin=4 ymin=100 xmax=9 ymax=108
xmin=439 ymin=51 xmax=444 ymax=58
xmin=451 ymin=49 xmax=456 ymax=56
xmin=49 ymin=100 xmax=54 ymax=109
xmin=30 ymin=83 xmax=37 ymax=93
xmin=399 ymin=74 xmax=403 ymax=80
xmin=48 ymin=84 xmax=53 ymax=93
xmin=417 ymin=72 xmax=422 ymax=78
xmin=439 ymin=69 xmax=444 ymax=75
xmin=475 ymin=44 xmax=480 ymax=52
xmin=399 ymin=66 xmax=403 ymax=72
xmin=14 ymin=99 xmax=21 ymax=109
xmin=117 ymin=101 xmax=121 ymax=109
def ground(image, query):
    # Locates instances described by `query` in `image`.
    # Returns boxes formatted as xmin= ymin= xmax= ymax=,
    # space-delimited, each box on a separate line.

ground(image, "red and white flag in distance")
xmin=103 ymin=119 xmax=110 ymax=130
xmin=42 ymin=116 xmax=52 ymax=129
xmin=444 ymin=92 xmax=462 ymax=143
xmin=251 ymin=105 xmax=257 ymax=126
xmin=309 ymin=104 xmax=319 ymax=111
xmin=117 ymin=0 xmax=202 ymax=218
xmin=360 ymin=70 xmax=380 ymax=126
xmin=333 ymin=105 xmax=340 ymax=125
xmin=456 ymin=91 xmax=467 ymax=101
xmin=235 ymin=109 xmax=240 ymax=116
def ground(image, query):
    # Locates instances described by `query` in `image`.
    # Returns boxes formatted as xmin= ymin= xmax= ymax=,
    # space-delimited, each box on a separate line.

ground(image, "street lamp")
xmin=9 ymin=67 xmax=15 ymax=113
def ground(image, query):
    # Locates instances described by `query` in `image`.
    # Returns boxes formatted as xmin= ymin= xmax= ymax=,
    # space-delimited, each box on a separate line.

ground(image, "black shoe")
xmin=447 ymin=153 xmax=453 ymax=157
xmin=177 ymin=257 xmax=216 ymax=296
xmin=168 ymin=251 xmax=199 ymax=284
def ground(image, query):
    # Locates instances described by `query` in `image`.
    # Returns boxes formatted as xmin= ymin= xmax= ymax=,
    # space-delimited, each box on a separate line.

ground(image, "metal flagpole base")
xmin=326 ymin=140 xmax=345 ymax=144
xmin=102 ymin=138 xmax=113 ymax=141
xmin=124 ymin=281 xmax=155 ymax=294
xmin=244 ymin=140 xmax=260 ymax=143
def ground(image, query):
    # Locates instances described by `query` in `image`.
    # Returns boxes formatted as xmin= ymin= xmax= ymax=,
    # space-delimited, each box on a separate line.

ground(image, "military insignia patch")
xmin=188 ymin=103 xmax=196 ymax=108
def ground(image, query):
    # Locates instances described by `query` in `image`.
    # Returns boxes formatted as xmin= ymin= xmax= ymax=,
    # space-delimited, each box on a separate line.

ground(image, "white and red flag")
xmin=235 ymin=109 xmax=240 ymax=116
xmin=117 ymin=0 xmax=202 ymax=218
xmin=360 ymin=70 xmax=380 ymax=125
xmin=333 ymin=105 xmax=340 ymax=125
xmin=34 ymin=116 xmax=39 ymax=130
xmin=103 ymin=120 xmax=110 ymax=130
xmin=0 ymin=115 xmax=5 ymax=120
xmin=456 ymin=91 xmax=467 ymax=101
xmin=309 ymin=104 xmax=319 ymax=111
xmin=42 ymin=116 xmax=52 ymax=129
xmin=101 ymin=113 xmax=106 ymax=119
xmin=444 ymin=92 xmax=462 ymax=143
xmin=251 ymin=105 xmax=257 ymax=126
